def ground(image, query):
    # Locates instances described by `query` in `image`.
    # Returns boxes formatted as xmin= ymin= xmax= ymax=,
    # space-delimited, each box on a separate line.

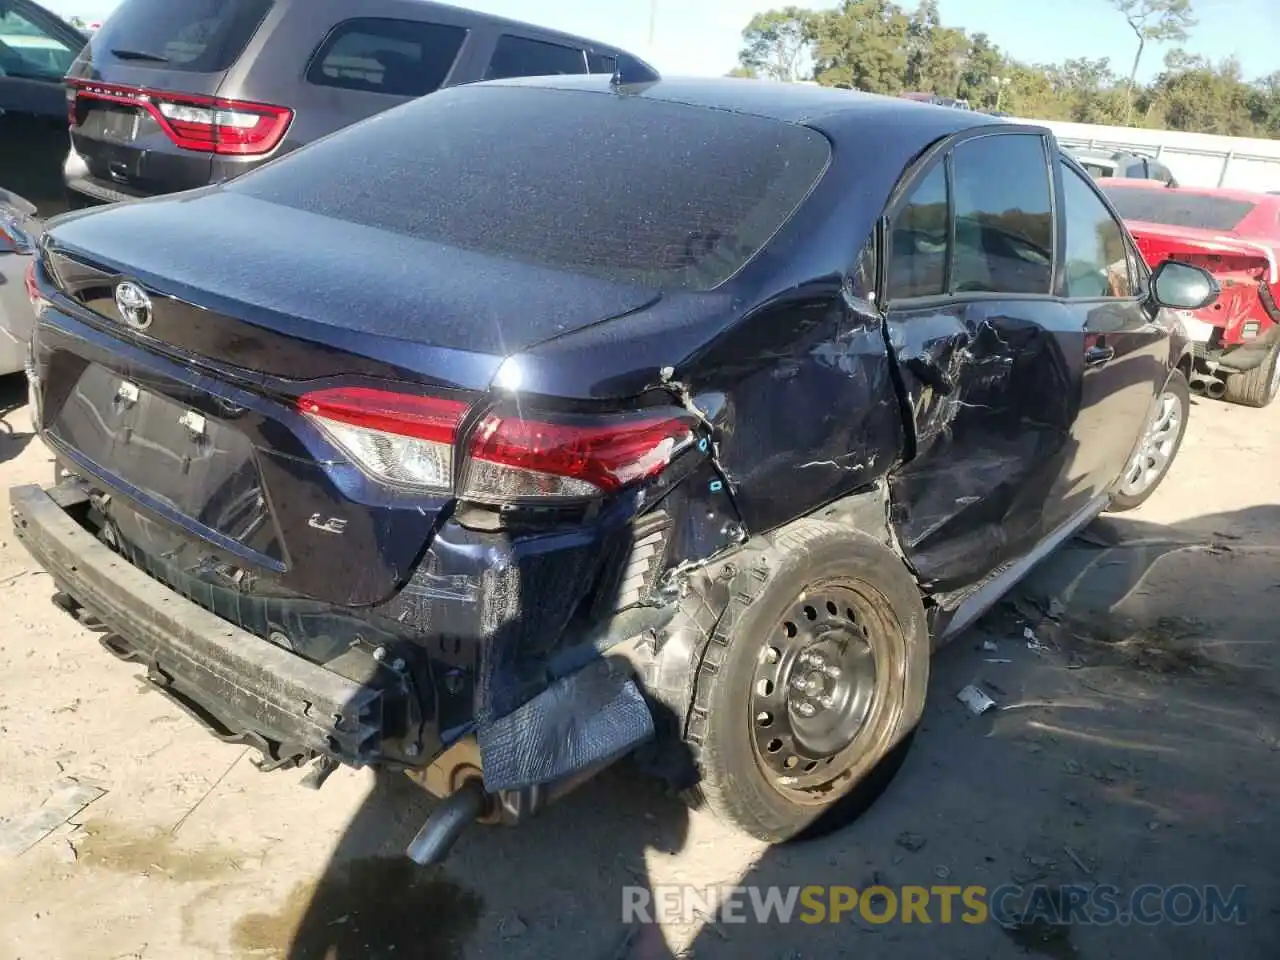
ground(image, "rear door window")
xmin=586 ymin=51 xmax=616 ymax=74
xmin=887 ymin=163 xmax=949 ymax=300
xmin=484 ymin=35 xmax=587 ymax=80
xmin=0 ymin=4 xmax=79 ymax=79
xmin=91 ymin=0 xmax=273 ymax=72
xmin=307 ymin=18 xmax=467 ymax=97
xmin=950 ymin=133 xmax=1054 ymax=295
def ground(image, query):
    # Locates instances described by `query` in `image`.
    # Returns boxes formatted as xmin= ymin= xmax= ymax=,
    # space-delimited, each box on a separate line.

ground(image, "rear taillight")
xmin=66 ymin=81 xmax=293 ymax=156
xmin=24 ymin=261 xmax=41 ymax=305
xmin=296 ymin=388 xmax=699 ymax=501
xmin=462 ymin=406 xmax=698 ymax=502
xmin=298 ymin=387 xmax=469 ymax=493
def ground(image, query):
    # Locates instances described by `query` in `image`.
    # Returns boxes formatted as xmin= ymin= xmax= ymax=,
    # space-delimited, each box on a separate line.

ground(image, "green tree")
xmin=810 ymin=0 xmax=912 ymax=94
xmin=738 ymin=7 xmax=814 ymax=82
xmin=1111 ymin=0 xmax=1197 ymax=123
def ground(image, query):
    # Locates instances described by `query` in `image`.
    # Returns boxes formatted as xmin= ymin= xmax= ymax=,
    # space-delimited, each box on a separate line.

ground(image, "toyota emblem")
xmin=114 ymin=281 xmax=153 ymax=330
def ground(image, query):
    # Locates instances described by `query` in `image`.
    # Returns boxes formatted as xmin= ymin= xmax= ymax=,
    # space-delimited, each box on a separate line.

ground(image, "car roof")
xmin=485 ymin=75 xmax=1009 ymax=144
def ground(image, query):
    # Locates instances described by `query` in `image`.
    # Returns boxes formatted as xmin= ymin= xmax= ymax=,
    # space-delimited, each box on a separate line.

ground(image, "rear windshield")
xmin=93 ymin=0 xmax=274 ymax=73
xmin=227 ymin=85 xmax=831 ymax=291
xmin=1102 ymin=186 xmax=1256 ymax=231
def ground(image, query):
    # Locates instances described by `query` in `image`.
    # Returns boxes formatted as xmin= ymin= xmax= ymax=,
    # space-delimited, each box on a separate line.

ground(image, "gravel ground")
xmin=0 ymin=375 xmax=1276 ymax=960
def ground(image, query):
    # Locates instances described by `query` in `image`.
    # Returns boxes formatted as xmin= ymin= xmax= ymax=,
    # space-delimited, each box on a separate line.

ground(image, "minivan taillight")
xmin=296 ymin=388 xmax=699 ymax=501
xmin=67 ymin=80 xmax=293 ymax=156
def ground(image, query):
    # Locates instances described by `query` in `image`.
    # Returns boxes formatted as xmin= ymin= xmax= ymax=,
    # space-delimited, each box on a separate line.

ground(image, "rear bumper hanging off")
xmin=9 ymin=483 xmax=384 ymax=767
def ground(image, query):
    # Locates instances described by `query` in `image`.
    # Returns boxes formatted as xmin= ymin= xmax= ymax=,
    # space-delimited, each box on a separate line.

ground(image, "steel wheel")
xmin=1118 ymin=390 xmax=1181 ymax=498
xmin=750 ymin=586 xmax=881 ymax=800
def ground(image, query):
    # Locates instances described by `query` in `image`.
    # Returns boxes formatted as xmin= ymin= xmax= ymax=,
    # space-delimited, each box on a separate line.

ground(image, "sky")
xmin=39 ymin=0 xmax=1280 ymax=84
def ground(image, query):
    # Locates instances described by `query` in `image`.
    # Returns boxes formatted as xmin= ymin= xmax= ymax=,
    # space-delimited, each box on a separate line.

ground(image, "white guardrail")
xmin=1007 ymin=118 xmax=1280 ymax=193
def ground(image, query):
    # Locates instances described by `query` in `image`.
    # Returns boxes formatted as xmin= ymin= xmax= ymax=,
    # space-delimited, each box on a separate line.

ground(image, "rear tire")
xmin=1222 ymin=340 xmax=1280 ymax=408
xmin=682 ymin=520 xmax=927 ymax=843
xmin=1108 ymin=370 xmax=1190 ymax=513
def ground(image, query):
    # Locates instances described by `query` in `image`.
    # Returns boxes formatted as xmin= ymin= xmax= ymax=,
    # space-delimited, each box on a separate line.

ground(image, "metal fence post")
xmin=1218 ymin=152 xmax=1234 ymax=187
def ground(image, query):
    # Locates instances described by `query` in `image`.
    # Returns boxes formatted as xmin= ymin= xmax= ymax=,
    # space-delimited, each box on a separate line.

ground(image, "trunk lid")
xmin=36 ymin=189 xmax=661 ymax=608
xmin=65 ymin=0 xmax=278 ymax=196
xmin=1125 ymin=220 xmax=1278 ymax=344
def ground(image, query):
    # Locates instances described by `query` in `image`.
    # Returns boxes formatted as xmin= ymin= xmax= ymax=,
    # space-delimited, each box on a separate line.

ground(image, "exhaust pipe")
xmin=405 ymin=777 xmax=488 ymax=866
xmin=1188 ymin=376 xmax=1208 ymax=395
xmin=1205 ymin=379 xmax=1226 ymax=399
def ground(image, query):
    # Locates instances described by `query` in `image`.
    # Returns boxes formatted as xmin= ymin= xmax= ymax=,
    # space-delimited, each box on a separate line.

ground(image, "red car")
xmin=1099 ymin=178 xmax=1280 ymax=407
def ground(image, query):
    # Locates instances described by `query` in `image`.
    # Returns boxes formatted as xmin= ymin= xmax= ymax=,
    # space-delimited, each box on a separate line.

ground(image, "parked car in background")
xmin=15 ymin=77 xmax=1215 ymax=865
xmin=1070 ymin=149 xmax=1178 ymax=186
xmin=898 ymin=91 xmax=971 ymax=110
xmin=1100 ymin=178 xmax=1280 ymax=407
xmin=0 ymin=0 xmax=84 ymax=376
xmin=62 ymin=0 xmax=647 ymax=208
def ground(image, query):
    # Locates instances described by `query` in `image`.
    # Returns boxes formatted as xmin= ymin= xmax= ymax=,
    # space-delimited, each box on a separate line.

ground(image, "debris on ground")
xmin=894 ymin=831 xmax=928 ymax=853
xmin=982 ymin=639 xmax=999 ymax=652
xmin=957 ymin=685 xmax=997 ymax=715
xmin=0 ymin=780 xmax=106 ymax=858
xmin=1063 ymin=845 xmax=1093 ymax=876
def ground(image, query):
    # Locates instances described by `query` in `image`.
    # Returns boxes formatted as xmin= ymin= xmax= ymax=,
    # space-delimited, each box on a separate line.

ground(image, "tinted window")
xmin=484 ymin=35 xmax=586 ymax=79
xmin=887 ymin=163 xmax=948 ymax=300
xmin=230 ymin=85 xmax=830 ymax=291
xmin=951 ymin=134 xmax=1053 ymax=295
xmin=1061 ymin=167 xmax=1138 ymax=298
xmin=92 ymin=0 xmax=273 ymax=72
xmin=1102 ymin=185 xmax=1255 ymax=231
xmin=0 ymin=7 xmax=78 ymax=79
xmin=586 ymin=51 xmax=616 ymax=74
xmin=307 ymin=18 xmax=466 ymax=97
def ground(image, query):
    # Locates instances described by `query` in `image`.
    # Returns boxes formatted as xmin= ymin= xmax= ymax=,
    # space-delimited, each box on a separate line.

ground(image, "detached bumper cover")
xmin=9 ymin=483 xmax=382 ymax=766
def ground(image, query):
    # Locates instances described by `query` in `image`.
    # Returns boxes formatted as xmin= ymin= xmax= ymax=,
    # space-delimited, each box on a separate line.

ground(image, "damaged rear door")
xmin=881 ymin=128 xmax=1083 ymax=594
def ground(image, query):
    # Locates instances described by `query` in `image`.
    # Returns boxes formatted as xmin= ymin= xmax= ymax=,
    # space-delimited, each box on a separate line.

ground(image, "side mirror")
xmin=1150 ymin=259 xmax=1219 ymax=311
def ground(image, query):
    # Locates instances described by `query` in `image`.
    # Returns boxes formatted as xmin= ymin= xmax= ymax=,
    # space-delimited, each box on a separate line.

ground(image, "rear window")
xmin=306 ymin=18 xmax=467 ymax=97
xmin=228 ymin=85 xmax=831 ymax=291
xmin=483 ymin=35 xmax=587 ymax=80
xmin=1102 ymin=186 xmax=1256 ymax=231
xmin=92 ymin=0 xmax=273 ymax=73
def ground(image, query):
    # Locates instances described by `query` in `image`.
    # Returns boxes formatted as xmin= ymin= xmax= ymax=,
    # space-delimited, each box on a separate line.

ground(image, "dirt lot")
xmin=0 ymin=375 xmax=1276 ymax=960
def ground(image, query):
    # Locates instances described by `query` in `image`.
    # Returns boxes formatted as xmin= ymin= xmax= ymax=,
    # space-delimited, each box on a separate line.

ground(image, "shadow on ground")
xmin=256 ymin=505 xmax=1280 ymax=960
xmin=0 ymin=375 xmax=33 ymax=465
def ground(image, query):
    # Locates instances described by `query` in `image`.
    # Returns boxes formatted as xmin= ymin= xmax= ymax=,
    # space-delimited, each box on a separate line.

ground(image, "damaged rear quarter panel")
xmin=679 ymin=284 xmax=905 ymax=535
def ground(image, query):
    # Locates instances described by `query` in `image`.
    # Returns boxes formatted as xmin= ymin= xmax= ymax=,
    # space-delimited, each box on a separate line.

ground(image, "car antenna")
xmin=611 ymin=54 xmax=661 ymax=90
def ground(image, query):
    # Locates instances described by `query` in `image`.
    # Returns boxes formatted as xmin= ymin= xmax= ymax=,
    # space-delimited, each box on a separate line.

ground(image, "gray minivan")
xmin=63 ymin=0 xmax=650 ymax=207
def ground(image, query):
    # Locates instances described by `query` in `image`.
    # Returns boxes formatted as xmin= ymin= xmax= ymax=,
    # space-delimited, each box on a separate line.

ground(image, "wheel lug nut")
xmin=795 ymin=700 xmax=817 ymax=717
xmin=823 ymin=665 xmax=841 ymax=678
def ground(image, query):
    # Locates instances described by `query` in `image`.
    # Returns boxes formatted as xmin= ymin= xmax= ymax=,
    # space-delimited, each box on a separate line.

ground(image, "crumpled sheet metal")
xmin=476 ymin=658 xmax=655 ymax=793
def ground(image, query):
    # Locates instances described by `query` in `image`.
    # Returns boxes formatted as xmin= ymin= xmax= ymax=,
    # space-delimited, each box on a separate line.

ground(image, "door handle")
xmin=1085 ymin=344 xmax=1115 ymax=367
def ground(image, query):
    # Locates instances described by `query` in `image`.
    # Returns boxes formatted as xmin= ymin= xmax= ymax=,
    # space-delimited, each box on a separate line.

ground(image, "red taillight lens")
xmin=66 ymin=81 xmax=293 ymax=156
xmin=463 ymin=408 xmax=698 ymax=501
xmin=297 ymin=387 xmax=470 ymax=493
xmin=297 ymin=388 xmax=699 ymax=502
xmin=24 ymin=261 xmax=41 ymax=305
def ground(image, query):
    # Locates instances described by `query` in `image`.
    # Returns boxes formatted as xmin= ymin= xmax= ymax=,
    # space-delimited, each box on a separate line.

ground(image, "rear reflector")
xmin=66 ymin=81 xmax=293 ymax=156
xmin=298 ymin=387 xmax=469 ymax=493
xmin=462 ymin=408 xmax=698 ymax=501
